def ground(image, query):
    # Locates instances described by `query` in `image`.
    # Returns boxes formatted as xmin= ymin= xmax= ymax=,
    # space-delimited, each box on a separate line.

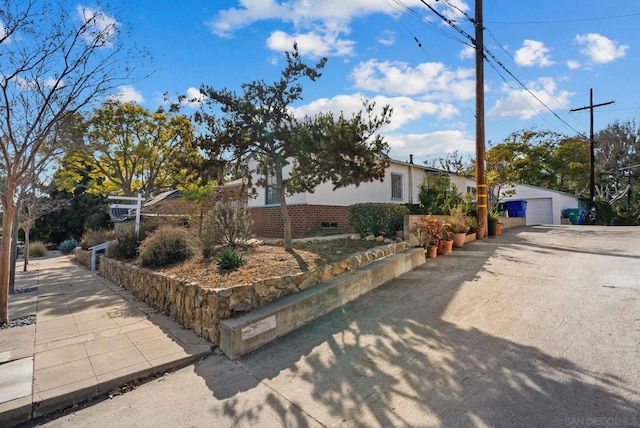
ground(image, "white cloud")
xmin=350 ymin=59 xmax=475 ymax=101
xmin=575 ymin=33 xmax=628 ymax=64
xmin=181 ymin=87 xmax=206 ymax=108
xmin=566 ymin=60 xmax=581 ymax=70
xmin=376 ymin=30 xmax=395 ymax=46
xmin=206 ymin=0 xmax=469 ymax=58
xmin=0 ymin=22 xmax=10 ymax=43
xmin=77 ymin=6 xmax=119 ymax=47
xmin=488 ymin=77 xmax=573 ymax=120
xmin=108 ymin=85 xmax=144 ymax=103
xmin=293 ymin=93 xmax=459 ymax=132
xmin=514 ymin=40 xmax=553 ymax=67
xmin=459 ymin=45 xmax=475 ymax=60
xmin=266 ymin=27 xmax=355 ymax=57
xmin=385 ymin=130 xmax=475 ymax=162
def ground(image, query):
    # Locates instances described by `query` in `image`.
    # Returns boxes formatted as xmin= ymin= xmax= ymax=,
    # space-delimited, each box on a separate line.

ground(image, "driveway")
xmin=33 ymin=225 xmax=640 ymax=428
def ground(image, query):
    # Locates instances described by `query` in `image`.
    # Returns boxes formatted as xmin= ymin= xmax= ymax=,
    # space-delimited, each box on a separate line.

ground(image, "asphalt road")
xmin=27 ymin=225 xmax=640 ymax=428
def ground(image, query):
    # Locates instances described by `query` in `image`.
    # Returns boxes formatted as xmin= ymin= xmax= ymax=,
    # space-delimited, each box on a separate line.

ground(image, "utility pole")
xmin=474 ymin=0 xmax=488 ymax=237
xmin=570 ymin=88 xmax=614 ymax=207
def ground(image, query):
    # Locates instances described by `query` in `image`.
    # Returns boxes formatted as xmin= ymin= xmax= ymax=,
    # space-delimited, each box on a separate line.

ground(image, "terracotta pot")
xmin=426 ymin=246 xmax=438 ymax=258
xmin=496 ymin=223 xmax=503 ymax=235
xmin=452 ymin=232 xmax=466 ymax=248
xmin=476 ymin=226 xmax=486 ymax=239
xmin=438 ymin=239 xmax=454 ymax=255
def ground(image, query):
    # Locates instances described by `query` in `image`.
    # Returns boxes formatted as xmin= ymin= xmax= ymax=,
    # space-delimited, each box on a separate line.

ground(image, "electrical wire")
xmin=413 ymin=0 xmax=588 ymax=138
xmin=487 ymin=13 xmax=640 ymax=25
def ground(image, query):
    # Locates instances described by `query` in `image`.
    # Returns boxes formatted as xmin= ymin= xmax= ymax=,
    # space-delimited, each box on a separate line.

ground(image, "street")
xmin=27 ymin=225 xmax=640 ymax=427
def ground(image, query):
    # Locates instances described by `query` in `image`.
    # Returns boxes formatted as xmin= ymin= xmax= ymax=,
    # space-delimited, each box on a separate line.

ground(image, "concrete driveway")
xmin=32 ymin=225 xmax=640 ymax=428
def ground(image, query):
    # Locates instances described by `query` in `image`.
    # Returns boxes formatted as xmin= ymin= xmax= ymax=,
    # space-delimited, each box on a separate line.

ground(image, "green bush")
xmin=216 ymin=247 xmax=244 ymax=271
xmin=417 ymin=174 xmax=462 ymax=215
xmin=138 ymin=226 xmax=196 ymax=267
xmin=349 ymin=203 xmax=409 ymax=237
xmin=105 ymin=232 xmax=138 ymax=260
xmin=81 ymin=229 xmax=117 ymax=250
xmin=28 ymin=242 xmax=48 ymax=257
xmin=58 ymin=238 xmax=80 ymax=254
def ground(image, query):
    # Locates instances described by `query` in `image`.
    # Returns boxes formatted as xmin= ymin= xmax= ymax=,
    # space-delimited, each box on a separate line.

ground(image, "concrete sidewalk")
xmin=0 ymin=253 xmax=212 ymax=427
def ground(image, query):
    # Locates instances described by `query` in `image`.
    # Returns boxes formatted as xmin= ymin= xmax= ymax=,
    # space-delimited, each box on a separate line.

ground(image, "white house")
xmin=249 ymin=157 xmax=477 ymax=238
xmin=500 ymin=184 xmax=583 ymax=226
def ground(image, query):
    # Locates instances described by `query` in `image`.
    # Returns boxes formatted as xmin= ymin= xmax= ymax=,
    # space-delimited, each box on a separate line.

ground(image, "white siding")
xmin=249 ymin=157 xmax=478 ymax=208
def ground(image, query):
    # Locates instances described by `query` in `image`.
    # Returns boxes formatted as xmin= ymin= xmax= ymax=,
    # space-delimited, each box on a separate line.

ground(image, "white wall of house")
xmin=501 ymin=184 xmax=581 ymax=225
xmin=248 ymin=158 xmax=478 ymax=208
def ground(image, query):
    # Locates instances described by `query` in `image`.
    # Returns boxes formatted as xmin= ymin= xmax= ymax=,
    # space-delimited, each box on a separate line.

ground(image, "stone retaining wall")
xmin=97 ymin=241 xmax=410 ymax=345
xmin=75 ymin=248 xmax=92 ymax=269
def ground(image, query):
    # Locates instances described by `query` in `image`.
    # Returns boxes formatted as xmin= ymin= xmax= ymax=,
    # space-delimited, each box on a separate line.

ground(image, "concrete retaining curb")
xmin=219 ymin=247 xmax=425 ymax=359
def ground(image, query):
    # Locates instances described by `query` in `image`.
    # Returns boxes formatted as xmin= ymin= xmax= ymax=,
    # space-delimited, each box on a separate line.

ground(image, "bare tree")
xmin=0 ymin=0 xmax=140 ymax=324
xmin=19 ymin=181 xmax=66 ymax=272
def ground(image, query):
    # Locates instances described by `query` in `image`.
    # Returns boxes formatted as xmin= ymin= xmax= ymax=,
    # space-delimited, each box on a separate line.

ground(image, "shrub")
xmin=81 ymin=229 xmax=117 ymax=250
xmin=202 ymin=189 xmax=253 ymax=247
xmin=58 ymin=238 xmax=80 ymax=254
xmin=417 ymin=174 xmax=462 ymax=215
xmin=28 ymin=241 xmax=48 ymax=257
xmin=138 ymin=226 xmax=196 ymax=267
xmin=216 ymin=247 xmax=244 ymax=271
xmin=349 ymin=203 xmax=410 ymax=237
xmin=105 ymin=232 xmax=138 ymax=260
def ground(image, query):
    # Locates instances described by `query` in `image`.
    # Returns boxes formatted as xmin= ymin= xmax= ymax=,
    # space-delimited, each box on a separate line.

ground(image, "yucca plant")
xmin=216 ymin=247 xmax=244 ymax=271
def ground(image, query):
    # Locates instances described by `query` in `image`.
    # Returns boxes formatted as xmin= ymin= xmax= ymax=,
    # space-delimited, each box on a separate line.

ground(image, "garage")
xmin=524 ymin=198 xmax=553 ymax=225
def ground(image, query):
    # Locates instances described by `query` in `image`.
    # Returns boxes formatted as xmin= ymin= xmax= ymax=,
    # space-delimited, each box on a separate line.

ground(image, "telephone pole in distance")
xmin=570 ymin=88 xmax=614 ymax=207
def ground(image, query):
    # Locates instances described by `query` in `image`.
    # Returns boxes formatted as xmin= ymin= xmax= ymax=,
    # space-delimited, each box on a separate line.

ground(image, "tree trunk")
xmin=274 ymin=162 xmax=292 ymax=251
xmin=9 ymin=212 xmax=19 ymax=293
xmin=279 ymin=190 xmax=292 ymax=251
xmin=0 ymin=196 xmax=17 ymax=325
xmin=23 ymin=226 xmax=30 ymax=272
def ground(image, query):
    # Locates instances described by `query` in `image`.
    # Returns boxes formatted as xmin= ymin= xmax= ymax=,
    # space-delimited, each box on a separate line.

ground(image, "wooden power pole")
xmin=570 ymin=88 xmax=613 ymax=207
xmin=474 ymin=0 xmax=488 ymax=236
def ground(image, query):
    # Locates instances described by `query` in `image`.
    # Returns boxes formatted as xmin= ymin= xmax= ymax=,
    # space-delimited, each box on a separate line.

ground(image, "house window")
xmin=466 ymin=186 xmax=477 ymax=195
xmin=391 ymin=173 xmax=403 ymax=201
xmin=266 ymin=171 xmax=280 ymax=205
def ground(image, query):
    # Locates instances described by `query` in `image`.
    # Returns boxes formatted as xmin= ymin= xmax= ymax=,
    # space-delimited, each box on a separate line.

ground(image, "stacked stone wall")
xmin=97 ymin=241 xmax=410 ymax=345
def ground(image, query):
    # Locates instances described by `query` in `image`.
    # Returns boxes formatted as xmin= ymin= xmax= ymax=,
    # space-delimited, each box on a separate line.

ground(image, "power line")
xmin=417 ymin=0 xmax=586 ymax=138
xmin=487 ymin=12 xmax=640 ymax=25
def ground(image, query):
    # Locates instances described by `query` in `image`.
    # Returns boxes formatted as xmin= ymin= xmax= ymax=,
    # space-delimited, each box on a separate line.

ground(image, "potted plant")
xmin=448 ymin=209 xmax=470 ymax=248
xmin=411 ymin=215 xmax=441 ymax=258
xmin=487 ymin=211 xmax=499 ymax=237
xmin=438 ymin=222 xmax=454 ymax=254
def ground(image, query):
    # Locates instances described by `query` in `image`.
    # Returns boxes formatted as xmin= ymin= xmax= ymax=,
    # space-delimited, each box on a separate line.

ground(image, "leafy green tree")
xmin=56 ymin=101 xmax=201 ymax=198
xmin=194 ymin=45 xmax=392 ymax=250
xmin=549 ymin=137 xmax=590 ymax=194
xmin=35 ymin=171 xmax=111 ymax=245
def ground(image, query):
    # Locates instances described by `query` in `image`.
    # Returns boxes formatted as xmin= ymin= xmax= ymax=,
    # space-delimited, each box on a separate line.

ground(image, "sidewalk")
xmin=0 ymin=253 xmax=212 ymax=427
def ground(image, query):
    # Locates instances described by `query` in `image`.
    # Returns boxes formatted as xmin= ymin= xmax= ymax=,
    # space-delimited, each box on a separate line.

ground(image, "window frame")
xmin=391 ymin=173 xmax=403 ymax=201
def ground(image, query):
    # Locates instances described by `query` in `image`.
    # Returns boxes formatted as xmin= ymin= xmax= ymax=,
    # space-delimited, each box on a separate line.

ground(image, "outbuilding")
xmin=500 ymin=184 xmax=584 ymax=226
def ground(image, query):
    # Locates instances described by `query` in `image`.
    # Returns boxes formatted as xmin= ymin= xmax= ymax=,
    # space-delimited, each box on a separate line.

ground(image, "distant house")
xmin=500 ymin=184 xmax=583 ymax=226
xmin=248 ymin=157 xmax=477 ymax=238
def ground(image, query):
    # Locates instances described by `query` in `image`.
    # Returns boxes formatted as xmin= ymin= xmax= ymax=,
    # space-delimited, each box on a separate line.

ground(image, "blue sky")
xmin=105 ymin=0 xmax=638 ymax=164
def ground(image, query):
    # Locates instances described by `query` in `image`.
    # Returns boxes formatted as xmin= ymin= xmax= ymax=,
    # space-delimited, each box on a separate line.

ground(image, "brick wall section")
xmin=250 ymin=205 xmax=353 ymax=238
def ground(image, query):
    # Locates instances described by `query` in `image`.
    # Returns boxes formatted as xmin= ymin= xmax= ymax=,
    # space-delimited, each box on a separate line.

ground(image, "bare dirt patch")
xmin=159 ymin=238 xmax=386 ymax=289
